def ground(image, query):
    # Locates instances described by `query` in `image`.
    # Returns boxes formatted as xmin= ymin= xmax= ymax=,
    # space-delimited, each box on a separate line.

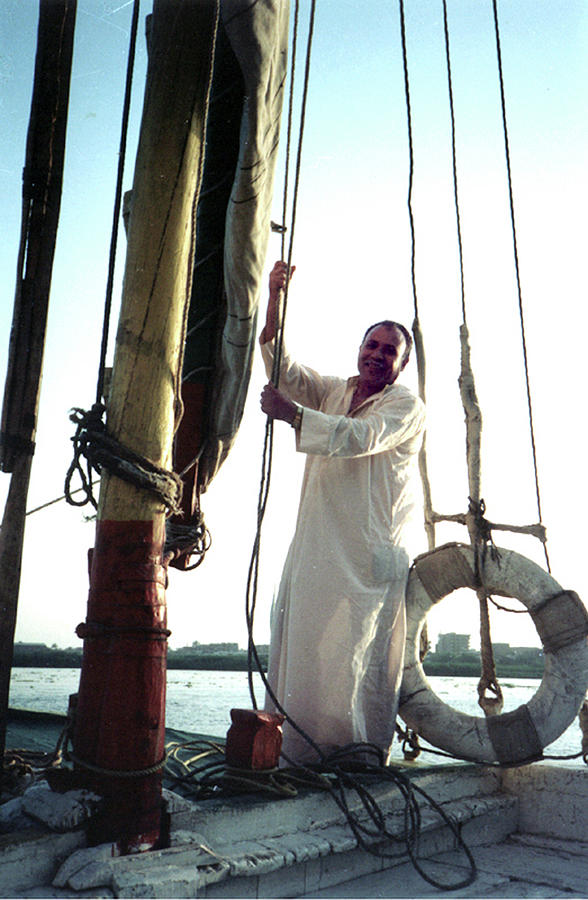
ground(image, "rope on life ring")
xmin=399 ymin=542 xmax=588 ymax=765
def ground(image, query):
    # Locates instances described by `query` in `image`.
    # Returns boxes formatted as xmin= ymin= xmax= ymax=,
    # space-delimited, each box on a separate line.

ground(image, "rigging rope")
xmin=245 ymin=0 xmax=318 ymax=734
xmin=398 ymin=0 xmax=558 ymax=731
xmin=95 ymin=0 xmax=140 ymax=406
xmin=397 ymin=0 xmax=435 ymax=556
xmin=491 ymin=0 xmax=550 ymax=572
xmin=440 ymin=0 xmax=503 ymax=716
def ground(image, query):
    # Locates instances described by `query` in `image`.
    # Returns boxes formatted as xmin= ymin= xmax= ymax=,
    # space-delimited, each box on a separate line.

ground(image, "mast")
xmin=72 ymin=1 xmax=218 ymax=852
xmin=0 ymin=0 xmax=76 ymax=762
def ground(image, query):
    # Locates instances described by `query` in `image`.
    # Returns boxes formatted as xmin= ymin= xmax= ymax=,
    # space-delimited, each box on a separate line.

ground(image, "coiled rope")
xmin=163 ymin=738 xmax=476 ymax=891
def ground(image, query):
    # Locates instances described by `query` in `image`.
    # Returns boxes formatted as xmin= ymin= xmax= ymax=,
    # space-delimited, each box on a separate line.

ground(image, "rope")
xmin=95 ymin=0 xmax=141 ymax=406
xmin=165 ymin=517 xmax=211 ymax=569
xmin=398 ymin=1 xmax=435 ymax=557
xmin=491 ymin=0 xmax=550 ymax=572
xmin=398 ymin=0 xmax=419 ymax=324
xmin=245 ymin=1 xmax=319 ymax=751
xmin=68 ymin=750 xmax=167 ymax=779
xmin=440 ymin=4 xmax=503 ymax=719
xmin=162 ymin=739 xmax=476 ymax=891
xmin=441 ymin=0 xmax=467 ymax=324
xmin=278 ymin=0 xmax=300 ymax=263
xmin=64 ymin=404 xmax=183 ymax=514
xmin=394 ymin=727 xmax=587 ymax=766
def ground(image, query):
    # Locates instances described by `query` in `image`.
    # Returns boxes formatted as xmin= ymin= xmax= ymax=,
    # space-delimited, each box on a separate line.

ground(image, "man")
xmin=259 ymin=261 xmax=425 ymax=764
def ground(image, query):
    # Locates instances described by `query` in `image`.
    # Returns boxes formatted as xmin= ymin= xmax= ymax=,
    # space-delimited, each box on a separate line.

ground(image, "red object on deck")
xmin=73 ymin=519 xmax=168 ymax=852
xmin=225 ymin=708 xmax=285 ymax=770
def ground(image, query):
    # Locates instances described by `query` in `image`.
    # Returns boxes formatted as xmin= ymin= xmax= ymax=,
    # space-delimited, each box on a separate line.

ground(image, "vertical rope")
xmin=245 ymin=2 xmax=319 ymax=736
xmin=441 ymin=0 xmax=466 ymax=325
xmin=272 ymin=0 xmax=316 ymax=387
xmin=95 ymin=0 xmax=141 ymax=406
xmin=397 ymin=0 xmax=418 ymax=322
xmin=279 ymin=0 xmax=300 ymax=263
xmin=442 ymin=0 xmax=501 ymax=715
xmin=398 ymin=0 xmax=435 ymax=555
xmin=491 ymin=0 xmax=550 ymax=572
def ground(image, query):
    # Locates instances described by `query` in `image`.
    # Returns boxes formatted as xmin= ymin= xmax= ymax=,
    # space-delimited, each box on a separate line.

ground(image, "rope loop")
xmin=395 ymin=723 xmax=422 ymax=761
xmin=165 ymin=514 xmax=212 ymax=569
xmin=65 ymin=404 xmax=183 ymax=515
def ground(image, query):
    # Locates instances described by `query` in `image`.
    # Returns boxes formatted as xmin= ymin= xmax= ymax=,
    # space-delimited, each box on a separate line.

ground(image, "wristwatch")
xmin=291 ymin=405 xmax=303 ymax=430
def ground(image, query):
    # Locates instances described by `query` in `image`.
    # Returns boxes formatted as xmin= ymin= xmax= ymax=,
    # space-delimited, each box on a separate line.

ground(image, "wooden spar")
xmin=72 ymin=1 xmax=218 ymax=852
xmin=0 ymin=0 xmax=76 ymax=762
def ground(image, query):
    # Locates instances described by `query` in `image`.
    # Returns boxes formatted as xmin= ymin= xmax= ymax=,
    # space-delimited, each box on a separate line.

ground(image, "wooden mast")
xmin=0 ymin=0 xmax=76 ymax=763
xmin=72 ymin=0 xmax=218 ymax=852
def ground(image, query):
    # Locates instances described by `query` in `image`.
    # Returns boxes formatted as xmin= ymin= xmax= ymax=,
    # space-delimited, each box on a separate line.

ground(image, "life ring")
xmin=399 ymin=542 xmax=588 ymax=765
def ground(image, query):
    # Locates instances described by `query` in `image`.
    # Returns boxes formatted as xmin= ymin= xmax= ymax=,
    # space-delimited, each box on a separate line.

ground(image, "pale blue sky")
xmin=1 ymin=1 xmax=587 ymax=652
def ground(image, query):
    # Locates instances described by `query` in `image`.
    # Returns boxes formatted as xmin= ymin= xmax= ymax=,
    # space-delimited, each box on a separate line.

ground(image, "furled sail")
xmin=177 ymin=0 xmax=289 ymax=503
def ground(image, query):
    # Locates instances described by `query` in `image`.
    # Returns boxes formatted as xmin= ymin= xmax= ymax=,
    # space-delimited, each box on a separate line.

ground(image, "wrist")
xmin=290 ymin=405 xmax=303 ymax=430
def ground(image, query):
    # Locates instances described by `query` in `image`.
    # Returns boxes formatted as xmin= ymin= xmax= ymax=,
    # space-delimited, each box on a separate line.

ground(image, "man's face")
xmin=357 ymin=324 xmax=407 ymax=392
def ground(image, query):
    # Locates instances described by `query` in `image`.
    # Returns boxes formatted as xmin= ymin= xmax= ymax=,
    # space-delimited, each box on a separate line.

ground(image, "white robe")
xmin=261 ymin=340 xmax=426 ymax=764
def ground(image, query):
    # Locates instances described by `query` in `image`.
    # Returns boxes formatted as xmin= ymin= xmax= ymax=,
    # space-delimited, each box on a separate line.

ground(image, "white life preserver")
xmin=399 ymin=542 xmax=588 ymax=765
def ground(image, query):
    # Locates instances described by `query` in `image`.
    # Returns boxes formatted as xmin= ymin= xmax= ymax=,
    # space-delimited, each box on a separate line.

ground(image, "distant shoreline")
xmin=11 ymin=647 xmax=543 ymax=679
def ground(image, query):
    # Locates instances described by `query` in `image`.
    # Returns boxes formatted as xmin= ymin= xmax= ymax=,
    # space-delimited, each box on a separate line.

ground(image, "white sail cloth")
xmin=261 ymin=339 xmax=426 ymax=764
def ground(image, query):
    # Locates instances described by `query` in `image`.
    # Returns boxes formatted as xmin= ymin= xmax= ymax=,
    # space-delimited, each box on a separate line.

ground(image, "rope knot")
xmin=65 ymin=404 xmax=183 ymax=515
xmin=165 ymin=513 xmax=212 ymax=570
xmin=467 ymin=497 xmax=501 ymax=575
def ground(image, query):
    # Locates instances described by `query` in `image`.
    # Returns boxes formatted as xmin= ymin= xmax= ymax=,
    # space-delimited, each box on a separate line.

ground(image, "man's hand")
xmin=260 ymin=383 xmax=297 ymax=423
xmin=260 ymin=261 xmax=296 ymax=344
xmin=269 ymin=260 xmax=295 ymax=300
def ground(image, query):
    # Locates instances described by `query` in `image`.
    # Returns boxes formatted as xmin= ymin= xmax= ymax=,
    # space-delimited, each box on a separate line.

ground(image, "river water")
xmin=8 ymin=667 xmax=584 ymax=766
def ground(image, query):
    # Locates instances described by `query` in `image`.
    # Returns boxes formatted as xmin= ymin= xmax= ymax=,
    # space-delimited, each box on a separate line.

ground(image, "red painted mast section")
xmin=72 ymin=1 xmax=218 ymax=852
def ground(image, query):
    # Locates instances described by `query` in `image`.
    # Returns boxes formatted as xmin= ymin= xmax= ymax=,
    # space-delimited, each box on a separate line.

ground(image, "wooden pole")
xmin=72 ymin=0 xmax=218 ymax=853
xmin=0 ymin=0 xmax=76 ymax=762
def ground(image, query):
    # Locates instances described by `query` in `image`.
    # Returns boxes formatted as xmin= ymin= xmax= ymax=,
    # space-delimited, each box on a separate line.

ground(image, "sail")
xmin=180 ymin=0 xmax=289 ymax=493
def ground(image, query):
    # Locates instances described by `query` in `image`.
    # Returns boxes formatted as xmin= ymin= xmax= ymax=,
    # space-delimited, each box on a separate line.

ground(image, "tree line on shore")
xmin=12 ymin=644 xmax=543 ymax=678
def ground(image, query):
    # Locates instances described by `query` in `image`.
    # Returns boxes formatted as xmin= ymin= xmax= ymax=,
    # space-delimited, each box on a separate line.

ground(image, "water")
xmin=8 ymin=668 xmax=584 ymax=766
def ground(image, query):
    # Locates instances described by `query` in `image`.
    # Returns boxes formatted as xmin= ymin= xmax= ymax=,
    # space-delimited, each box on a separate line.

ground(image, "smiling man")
xmin=259 ymin=261 xmax=425 ymax=765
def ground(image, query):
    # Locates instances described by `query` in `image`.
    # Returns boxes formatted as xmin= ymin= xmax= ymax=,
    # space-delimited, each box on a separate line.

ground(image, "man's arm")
xmin=259 ymin=260 xmax=295 ymax=344
xmin=298 ymin=391 xmax=425 ymax=459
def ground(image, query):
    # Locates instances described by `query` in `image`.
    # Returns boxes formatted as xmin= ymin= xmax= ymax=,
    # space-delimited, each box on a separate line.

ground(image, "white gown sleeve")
xmin=299 ymin=391 xmax=425 ymax=458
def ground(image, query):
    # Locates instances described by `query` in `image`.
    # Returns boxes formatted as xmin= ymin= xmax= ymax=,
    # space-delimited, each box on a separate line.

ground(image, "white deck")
xmin=0 ymin=762 xmax=586 ymax=899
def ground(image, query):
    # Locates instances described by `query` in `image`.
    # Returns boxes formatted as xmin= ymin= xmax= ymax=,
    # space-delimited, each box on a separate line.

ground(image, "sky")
xmin=1 ymin=0 xmax=587 ymax=654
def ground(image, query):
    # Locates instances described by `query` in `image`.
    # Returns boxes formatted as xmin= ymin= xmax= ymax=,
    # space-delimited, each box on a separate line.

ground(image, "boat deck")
xmin=302 ymin=833 xmax=588 ymax=899
xmin=2 ymin=711 xmax=587 ymax=899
